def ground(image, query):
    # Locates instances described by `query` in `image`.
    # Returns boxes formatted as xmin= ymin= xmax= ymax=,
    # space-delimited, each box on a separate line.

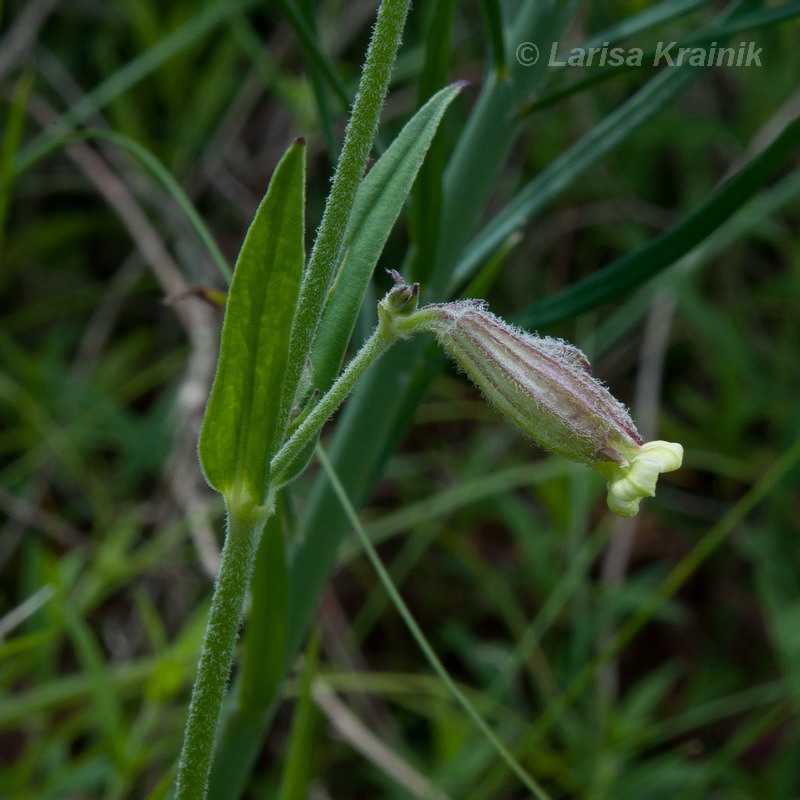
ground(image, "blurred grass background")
xmin=2 ymin=0 xmax=800 ymax=798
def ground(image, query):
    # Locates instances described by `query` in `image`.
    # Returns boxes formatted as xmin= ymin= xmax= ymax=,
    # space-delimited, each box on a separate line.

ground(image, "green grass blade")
xmin=0 ymin=69 xmax=34 ymax=258
xmin=579 ymin=0 xmax=711 ymax=51
xmin=316 ymin=444 xmax=554 ymax=800
xmin=693 ymin=0 xmax=800 ymax=41
xmin=477 ymin=0 xmax=507 ymax=78
xmin=525 ymin=1 xmax=800 ymax=114
xmin=227 ymin=15 xmax=300 ymax=119
xmin=198 ymin=139 xmax=305 ymax=503
xmin=430 ymin=0 xmax=578 ymax=294
xmin=514 ymin=118 xmax=800 ymax=329
xmin=297 ymin=0 xmax=339 ymax=160
xmin=409 ymin=0 xmax=457 ymax=281
xmin=15 ymin=0 xmax=256 ymax=172
xmin=277 ymin=632 xmax=321 ymax=800
xmin=57 ymin=586 xmax=126 ymax=769
xmin=9 ymin=128 xmax=231 ymax=282
xmin=450 ymin=64 xmax=704 ymax=290
xmin=276 ymin=0 xmax=350 ymax=109
xmin=416 ymin=1 xmax=458 ymax=104
xmin=643 ymin=679 xmax=794 ymax=749
xmin=591 ymin=166 xmax=800 ymax=360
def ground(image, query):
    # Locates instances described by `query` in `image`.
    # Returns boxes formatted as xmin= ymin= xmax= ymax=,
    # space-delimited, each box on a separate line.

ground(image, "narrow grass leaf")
xmin=15 ymin=0 xmax=257 ymax=172
xmin=477 ymin=0 xmax=507 ymax=78
xmin=277 ymin=633 xmax=321 ymax=800
xmin=0 ymin=69 xmax=34 ymax=257
xmin=276 ymin=0 xmax=350 ymax=109
xmin=417 ymin=1 xmax=458 ymax=104
xmin=198 ymin=139 xmax=305 ymax=503
xmin=57 ymin=587 xmax=126 ymax=767
xmin=526 ymin=1 xmax=800 ymax=114
xmin=11 ymin=128 xmax=232 ymax=282
xmin=643 ymin=678 xmax=795 ymax=748
xmin=578 ymin=0 xmax=711 ymax=51
xmin=410 ymin=0 xmax=457 ymax=281
xmin=316 ymin=444 xmax=553 ymax=800
xmin=297 ymin=0 xmax=339 ymax=159
xmin=239 ymin=499 xmax=289 ymax=709
xmin=430 ymin=0 xmax=578 ymax=294
xmin=544 ymin=0 xmax=711 ymax=105
xmin=459 ymin=230 xmax=522 ymax=300
xmin=515 ymin=118 xmax=800 ymax=329
xmin=591 ymin=167 xmax=800 ymax=359
xmin=695 ymin=0 xmax=800 ymax=41
xmin=451 ymin=65 xmax=704 ymax=290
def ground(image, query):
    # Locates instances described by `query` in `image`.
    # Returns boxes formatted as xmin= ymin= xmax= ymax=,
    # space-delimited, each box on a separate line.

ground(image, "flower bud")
xmin=411 ymin=299 xmax=682 ymax=517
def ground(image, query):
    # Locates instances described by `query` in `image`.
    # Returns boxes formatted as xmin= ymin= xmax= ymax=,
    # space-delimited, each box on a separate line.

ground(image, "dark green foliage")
xmin=2 ymin=1 xmax=800 ymax=798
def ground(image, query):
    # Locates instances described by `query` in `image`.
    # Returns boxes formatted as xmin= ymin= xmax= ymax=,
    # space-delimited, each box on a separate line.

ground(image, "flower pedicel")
xmin=379 ymin=272 xmax=683 ymax=517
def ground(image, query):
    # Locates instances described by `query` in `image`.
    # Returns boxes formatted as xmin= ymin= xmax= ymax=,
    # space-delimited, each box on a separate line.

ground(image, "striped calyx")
xmin=381 ymin=281 xmax=683 ymax=518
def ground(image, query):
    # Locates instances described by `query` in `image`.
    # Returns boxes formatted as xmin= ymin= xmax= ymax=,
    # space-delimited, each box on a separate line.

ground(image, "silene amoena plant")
xmin=172 ymin=0 xmax=682 ymax=796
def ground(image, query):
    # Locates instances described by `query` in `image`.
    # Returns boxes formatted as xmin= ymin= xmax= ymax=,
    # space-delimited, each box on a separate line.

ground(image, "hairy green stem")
xmin=271 ymin=325 xmax=397 ymax=484
xmin=178 ymin=5 xmax=413 ymax=792
xmin=174 ymin=503 xmax=271 ymax=800
xmin=280 ymin=0 xmax=412 ymax=438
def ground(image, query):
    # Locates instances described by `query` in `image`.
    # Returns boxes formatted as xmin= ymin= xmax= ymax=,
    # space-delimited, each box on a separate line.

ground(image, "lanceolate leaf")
xmin=199 ymin=139 xmax=305 ymax=504
xmin=266 ymin=83 xmax=463 ymax=490
xmin=311 ymin=82 xmax=465 ymax=393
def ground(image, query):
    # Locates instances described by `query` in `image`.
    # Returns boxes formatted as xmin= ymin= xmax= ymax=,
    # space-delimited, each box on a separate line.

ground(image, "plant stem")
xmin=271 ymin=326 xmax=396 ymax=484
xmin=174 ymin=503 xmax=271 ymax=800
xmin=280 ymin=0 xmax=412 ymax=436
xmin=179 ymin=3 xmax=414 ymax=789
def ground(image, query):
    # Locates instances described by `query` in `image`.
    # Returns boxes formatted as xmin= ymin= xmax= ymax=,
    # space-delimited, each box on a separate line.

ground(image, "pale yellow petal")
xmin=596 ymin=440 xmax=684 ymax=518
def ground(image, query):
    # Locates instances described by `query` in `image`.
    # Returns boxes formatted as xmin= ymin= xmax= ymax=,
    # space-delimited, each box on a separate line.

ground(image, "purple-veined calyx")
xmin=379 ymin=272 xmax=682 ymax=517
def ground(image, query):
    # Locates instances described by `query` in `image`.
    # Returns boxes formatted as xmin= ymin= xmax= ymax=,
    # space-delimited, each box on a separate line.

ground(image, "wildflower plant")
xmin=178 ymin=48 xmax=671 ymax=800
xmin=5 ymin=0 xmax=800 ymax=796
xmin=179 ymin=105 xmax=685 ymax=792
xmin=166 ymin=1 xmax=800 ymax=798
